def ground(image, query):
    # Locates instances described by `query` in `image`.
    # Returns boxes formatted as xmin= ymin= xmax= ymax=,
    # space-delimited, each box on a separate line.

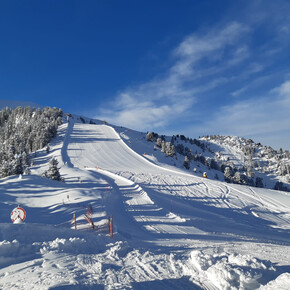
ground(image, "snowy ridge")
xmin=0 ymin=115 xmax=290 ymax=289
xmin=127 ymin=129 xmax=290 ymax=192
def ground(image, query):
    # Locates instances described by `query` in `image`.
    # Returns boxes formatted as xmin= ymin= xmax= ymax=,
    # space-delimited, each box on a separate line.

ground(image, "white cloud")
xmin=99 ymin=94 xmax=194 ymax=131
xmin=201 ymin=80 xmax=290 ymax=149
xmin=91 ymin=3 xmax=290 ymax=151
xmin=276 ymin=80 xmax=290 ymax=97
xmin=96 ymin=22 xmax=250 ymax=131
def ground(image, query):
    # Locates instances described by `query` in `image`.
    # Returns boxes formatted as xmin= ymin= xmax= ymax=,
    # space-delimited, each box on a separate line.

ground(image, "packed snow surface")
xmin=0 ymin=117 xmax=290 ymax=289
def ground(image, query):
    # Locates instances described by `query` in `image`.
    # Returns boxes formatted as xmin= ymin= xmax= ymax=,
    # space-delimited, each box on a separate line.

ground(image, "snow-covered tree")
xmin=224 ymin=167 xmax=233 ymax=183
xmin=156 ymin=137 xmax=162 ymax=148
xmin=233 ymin=171 xmax=248 ymax=185
xmin=146 ymin=132 xmax=154 ymax=142
xmin=183 ymin=156 xmax=190 ymax=170
xmin=42 ymin=157 xmax=62 ymax=181
xmin=161 ymin=141 xmax=175 ymax=157
xmin=11 ymin=155 xmax=23 ymax=175
xmin=246 ymin=167 xmax=254 ymax=178
xmin=24 ymin=167 xmax=31 ymax=175
xmin=0 ymin=106 xmax=63 ymax=178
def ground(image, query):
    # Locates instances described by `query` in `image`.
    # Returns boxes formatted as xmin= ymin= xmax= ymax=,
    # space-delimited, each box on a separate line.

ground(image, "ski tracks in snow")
xmin=1 ymin=119 xmax=290 ymax=289
xmin=64 ymin=120 xmax=290 ymax=244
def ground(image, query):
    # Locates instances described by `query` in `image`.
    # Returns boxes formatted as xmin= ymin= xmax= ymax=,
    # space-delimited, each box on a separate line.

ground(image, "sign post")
xmin=11 ymin=205 xmax=26 ymax=224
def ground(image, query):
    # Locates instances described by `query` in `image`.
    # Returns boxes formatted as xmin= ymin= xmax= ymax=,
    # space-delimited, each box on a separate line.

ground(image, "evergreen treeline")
xmin=0 ymin=106 xmax=63 ymax=178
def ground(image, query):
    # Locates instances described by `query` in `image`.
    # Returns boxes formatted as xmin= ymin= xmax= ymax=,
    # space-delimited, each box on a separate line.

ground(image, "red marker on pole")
xmin=74 ymin=213 xmax=77 ymax=230
xmin=109 ymin=215 xmax=113 ymax=238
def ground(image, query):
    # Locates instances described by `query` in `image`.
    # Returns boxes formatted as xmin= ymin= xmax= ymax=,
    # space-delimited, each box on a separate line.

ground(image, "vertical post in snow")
xmin=110 ymin=215 xmax=113 ymax=238
xmin=171 ymin=200 xmax=173 ymax=212
xmin=74 ymin=213 xmax=77 ymax=230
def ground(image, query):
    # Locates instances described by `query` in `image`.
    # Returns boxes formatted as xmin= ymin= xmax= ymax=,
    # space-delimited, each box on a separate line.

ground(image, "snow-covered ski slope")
xmin=68 ymin=121 xmax=290 ymax=241
xmin=1 ymin=118 xmax=290 ymax=289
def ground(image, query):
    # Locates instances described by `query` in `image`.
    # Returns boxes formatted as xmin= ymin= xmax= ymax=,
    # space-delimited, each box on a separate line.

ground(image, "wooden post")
xmin=109 ymin=215 xmax=113 ymax=238
xmin=74 ymin=213 xmax=77 ymax=230
xmin=171 ymin=200 xmax=173 ymax=212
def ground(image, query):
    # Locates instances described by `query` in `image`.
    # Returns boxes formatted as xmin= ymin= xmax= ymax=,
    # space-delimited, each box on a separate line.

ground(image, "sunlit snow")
xmin=0 ymin=116 xmax=289 ymax=289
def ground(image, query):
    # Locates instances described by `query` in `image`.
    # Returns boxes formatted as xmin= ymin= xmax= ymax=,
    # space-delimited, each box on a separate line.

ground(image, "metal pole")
xmin=110 ymin=215 xmax=113 ymax=238
xmin=74 ymin=213 xmax=76 ymax=230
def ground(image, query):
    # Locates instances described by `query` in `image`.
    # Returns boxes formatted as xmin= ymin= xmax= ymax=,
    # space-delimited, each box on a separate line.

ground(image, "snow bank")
xmin=260 ymin=273 xmax=290 ymax=290
xmin=0 ymin=239 xmax=35 ymax=268
xmin=0 ymin=223 xmax=108 ymax=269
xmin=167 ymin=212 xmax=187 ymax=222
xmin=187 ymin=250 xmax=276 ymax=289
xmin=40 ymin=237 xmax=89 ymax=254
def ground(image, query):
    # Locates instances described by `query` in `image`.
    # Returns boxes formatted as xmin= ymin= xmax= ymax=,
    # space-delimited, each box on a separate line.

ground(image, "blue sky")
xmin=1 ymin=0 xmax=289 ymax=150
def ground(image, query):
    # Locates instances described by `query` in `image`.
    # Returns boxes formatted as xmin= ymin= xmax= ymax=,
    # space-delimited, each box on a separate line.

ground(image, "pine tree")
xmin=247 ymin=167 xmax=254 ymax=178
xmin=0 ymin=106 xmax=63 ymax=179
xmin=233 ymin=171 xmax=248 ymax=185
xmin=24 ymin=167 xmax=31 ymax=175
xmin=146 ymin=132 xmax=154 ymax=142
xmin=183 ymin=156 xmax=190 ymax=170
xmin=156 ymin=137 xmax=162 ymax=148
xmin=12 ymin=155 xmax=23 ymax=175
xmin=0 ymin=161 xmax=11 ymax=178
xmin=224 ymin=167 xmax=233 ymax=183
xmin=43 ymin=157 xmax=62 ymax=181
xmin=255 ymin=177 xmax=264 ymax=188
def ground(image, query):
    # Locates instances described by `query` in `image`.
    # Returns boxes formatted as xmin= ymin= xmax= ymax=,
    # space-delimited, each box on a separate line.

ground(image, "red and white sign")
xmin=11 ymin=206 xmax=26 ymax=223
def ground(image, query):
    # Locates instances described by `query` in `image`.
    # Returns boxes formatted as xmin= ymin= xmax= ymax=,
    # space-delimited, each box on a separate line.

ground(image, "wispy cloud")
xmin=97 ymin=22 xmax=250 ymax=131
xmin=99 ymin=93 xmax=194 ymax=130
xmin=199 ymin=80 xmax=290 ymax=149
xmin=94 ymin=1 xmax=290 ymax=150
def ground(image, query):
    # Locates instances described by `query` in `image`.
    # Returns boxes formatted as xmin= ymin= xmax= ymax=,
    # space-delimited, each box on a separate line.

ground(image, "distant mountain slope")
xmin=202 ymin=135 xmax=290 ymax=187
xmin=0 ymin=105 xmax=288 ymax=192
xmin=109 ymin=126 xmax=290 ymax=192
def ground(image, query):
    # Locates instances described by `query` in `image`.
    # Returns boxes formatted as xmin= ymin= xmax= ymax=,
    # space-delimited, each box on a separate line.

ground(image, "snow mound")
xmin=167 ymin=212 xmax=187 ymax=222
xmin=188 ymin=250 xmax=276 ymax=289
xmin=0 ymin=239 xmax=34 ymax=268
xmin=40 ymin=237 xmax=88 ymax=254
xmin=260 ymin=272 xmax=290 ymax=290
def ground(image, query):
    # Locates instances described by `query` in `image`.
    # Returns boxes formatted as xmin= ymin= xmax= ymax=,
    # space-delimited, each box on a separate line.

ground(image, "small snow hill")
xmin=0 ymin=115 xmax=290 ymax=290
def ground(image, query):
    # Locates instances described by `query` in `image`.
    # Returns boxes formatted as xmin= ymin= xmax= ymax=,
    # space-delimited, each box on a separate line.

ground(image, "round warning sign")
xmin=11 ymin=206 xmax=26 ymax=223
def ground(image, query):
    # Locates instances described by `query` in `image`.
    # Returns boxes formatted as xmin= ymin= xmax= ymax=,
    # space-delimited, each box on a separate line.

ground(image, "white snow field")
xmin=0 ymin=117 xmax=290 ymax=289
